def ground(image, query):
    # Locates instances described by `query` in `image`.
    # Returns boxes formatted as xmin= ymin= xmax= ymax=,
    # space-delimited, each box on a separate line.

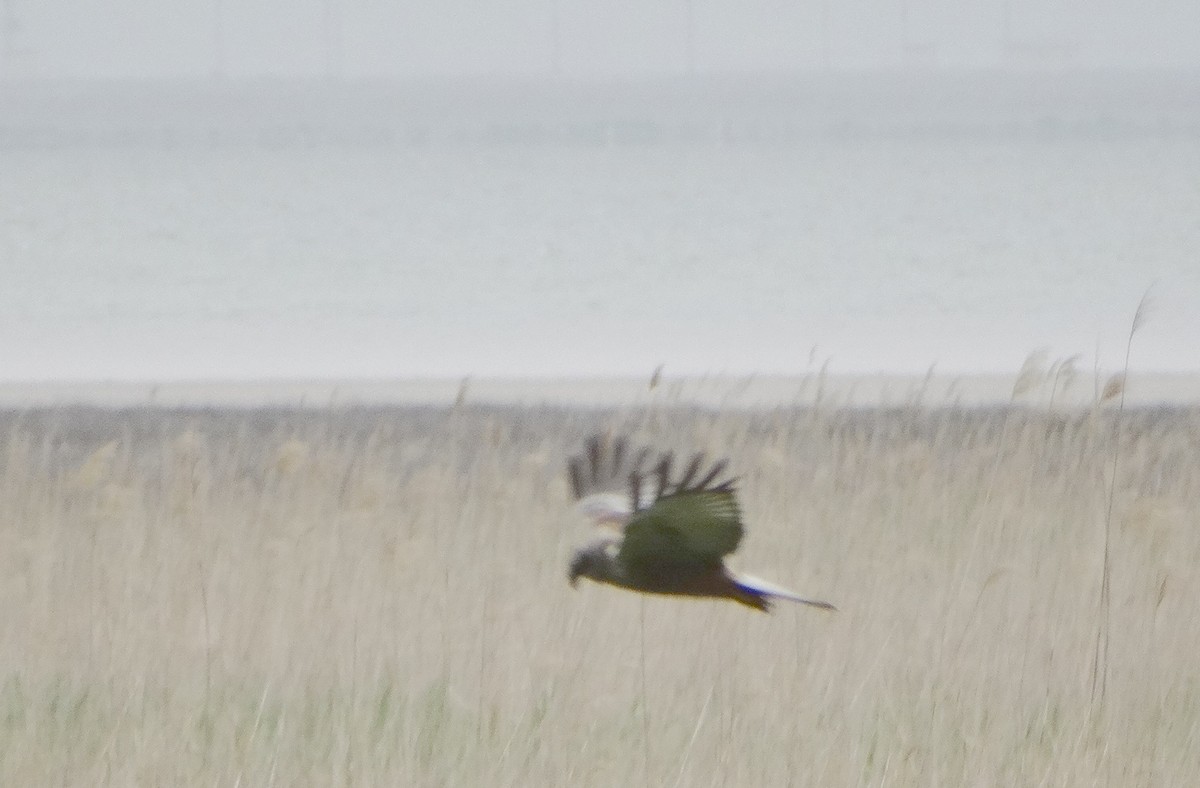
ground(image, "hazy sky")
xmin=2 ymin=0 xmax=1199 ymax=80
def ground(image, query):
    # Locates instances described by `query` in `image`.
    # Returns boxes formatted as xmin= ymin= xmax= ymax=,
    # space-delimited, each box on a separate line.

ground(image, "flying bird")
xmin=566 ymin=434 xmax=836 ymax=613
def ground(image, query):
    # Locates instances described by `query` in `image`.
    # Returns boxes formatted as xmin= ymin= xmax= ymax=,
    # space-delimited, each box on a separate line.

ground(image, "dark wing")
xmin=618 ymin=450 xmax=742 ymax=570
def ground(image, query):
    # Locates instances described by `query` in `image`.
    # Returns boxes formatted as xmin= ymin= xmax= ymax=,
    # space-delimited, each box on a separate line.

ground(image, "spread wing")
xmin=567 ymin=434 xmax=655 ymax=527
xmin=617 ymin=451 xmax=743 ymax=571
xmin=567 ymin=435 xmax=742 ymax=568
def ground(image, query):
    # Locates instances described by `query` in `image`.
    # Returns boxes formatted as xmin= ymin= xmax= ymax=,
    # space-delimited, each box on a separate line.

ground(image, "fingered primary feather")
xmin=692 ymin=459 xmax=730 ymax=493
xmin=569 ymin=437 xmax=650 ymax=495
xmin=569 ymin=435 xmax=654 ymax=525
xmin=610 ymin=438 xmax=626 ymax=479
xmin=674 ymin=452 xmax=704 ymax=491
xmin=568 ymin=436 xmax=734 ymax=507
xmin=587 ymin=436 xmax=603 ymax=484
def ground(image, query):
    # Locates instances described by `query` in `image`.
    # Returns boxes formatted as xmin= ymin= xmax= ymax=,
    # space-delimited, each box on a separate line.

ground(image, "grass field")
xmin=0 ymin=400 xmax=1197 ymax=785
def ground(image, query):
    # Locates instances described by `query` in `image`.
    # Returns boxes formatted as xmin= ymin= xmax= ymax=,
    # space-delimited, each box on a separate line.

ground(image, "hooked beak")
xmin=568 ymin=553 xmax=586 ymax=588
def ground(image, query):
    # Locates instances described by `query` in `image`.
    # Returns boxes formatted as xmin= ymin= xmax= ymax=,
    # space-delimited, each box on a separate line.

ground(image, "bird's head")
xmin=567 ymin=537 xmax=620 ymax=588
xmin=568 ymin=550 xmax=591 ymax=588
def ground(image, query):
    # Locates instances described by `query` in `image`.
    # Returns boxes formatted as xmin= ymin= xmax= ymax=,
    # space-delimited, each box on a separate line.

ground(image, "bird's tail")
xmin=731 ymin=573 xmax=837 ymax=613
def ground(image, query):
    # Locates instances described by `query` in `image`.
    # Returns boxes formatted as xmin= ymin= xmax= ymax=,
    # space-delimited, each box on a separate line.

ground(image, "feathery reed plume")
xmin=1048 ymin=354 xmax=1081 ymax=410
xmin=1092 ymin=288 xmax=1153 ymax=708
xmin=1100 ymin=374 xmax=1125 ymax=404
xmin=1012 ymin=349 xmax=1048 ymax=400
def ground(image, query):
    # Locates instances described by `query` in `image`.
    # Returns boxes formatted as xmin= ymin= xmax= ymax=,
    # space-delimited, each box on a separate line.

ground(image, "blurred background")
xmin=1 ymin=1 xmax=1198 ymax=380
xmin=4 ymin=0 xmax=1200 ymax=77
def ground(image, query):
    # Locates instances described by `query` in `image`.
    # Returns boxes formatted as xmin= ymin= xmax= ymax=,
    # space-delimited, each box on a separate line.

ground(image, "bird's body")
xmin=566 ymin=435 xmax=835 ymax=613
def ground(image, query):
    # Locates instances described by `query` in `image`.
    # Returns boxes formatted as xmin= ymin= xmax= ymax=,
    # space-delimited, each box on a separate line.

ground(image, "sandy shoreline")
xmin=1 ymin=372 xmax=1198 ymax=410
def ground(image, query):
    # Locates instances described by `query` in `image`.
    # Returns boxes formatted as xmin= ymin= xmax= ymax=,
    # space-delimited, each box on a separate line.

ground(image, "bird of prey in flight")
xmin=566 ymin=434 xmax=836 ymax=613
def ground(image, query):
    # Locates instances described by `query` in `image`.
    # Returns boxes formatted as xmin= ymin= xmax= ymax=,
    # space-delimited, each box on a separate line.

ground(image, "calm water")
xmin=3 ymin=133 xmax=1199 ymax=379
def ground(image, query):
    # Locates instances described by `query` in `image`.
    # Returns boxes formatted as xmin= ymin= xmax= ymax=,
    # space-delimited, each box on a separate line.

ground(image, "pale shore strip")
xmin=1 ymin=371 xmax=1198 ymax=410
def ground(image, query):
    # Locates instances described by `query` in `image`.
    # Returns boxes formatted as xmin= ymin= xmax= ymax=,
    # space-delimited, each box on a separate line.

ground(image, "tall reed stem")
xmin=1091 ymin=291 xmax=1150 ymax=709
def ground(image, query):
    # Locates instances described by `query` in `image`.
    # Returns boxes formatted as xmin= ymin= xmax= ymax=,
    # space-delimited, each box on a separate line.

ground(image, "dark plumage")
xmin=566 ymin=435 xmax=835 ymax=613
